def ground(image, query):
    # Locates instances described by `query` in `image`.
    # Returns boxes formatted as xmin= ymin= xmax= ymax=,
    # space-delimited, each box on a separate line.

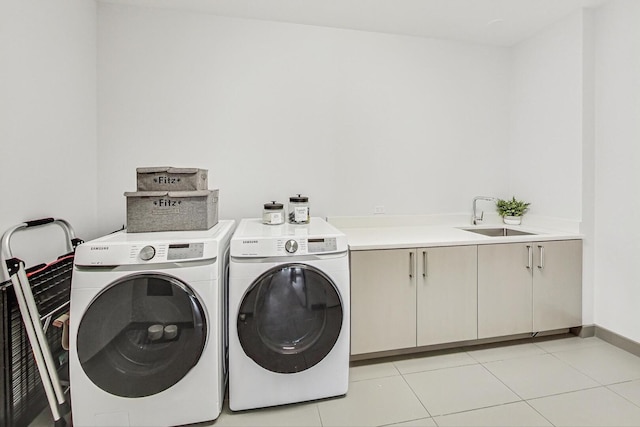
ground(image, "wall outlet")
xmin=373 ymin=205 xmax=385 ymax=215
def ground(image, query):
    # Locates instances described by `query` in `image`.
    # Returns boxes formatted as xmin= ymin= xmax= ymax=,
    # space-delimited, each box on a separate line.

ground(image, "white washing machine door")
xmin=76 ymin=273 xmax=206 ymax=398
xmin=237 ymin=263 xmax=343 ymax=374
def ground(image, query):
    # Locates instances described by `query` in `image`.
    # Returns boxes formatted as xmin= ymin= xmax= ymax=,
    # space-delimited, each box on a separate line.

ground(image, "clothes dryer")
xmin=228 ymin=217 xmax=350 ymax=411
xmin=69 ymin=220 xmax=234 ymax=426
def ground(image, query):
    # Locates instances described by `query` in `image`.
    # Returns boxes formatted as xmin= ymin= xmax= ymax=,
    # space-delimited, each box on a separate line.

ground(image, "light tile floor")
xmin=31 ymin=335 xmax=640 ymax=427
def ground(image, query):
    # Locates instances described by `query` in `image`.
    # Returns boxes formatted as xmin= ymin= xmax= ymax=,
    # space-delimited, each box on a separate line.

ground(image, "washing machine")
xmin=228 ymin=217 xmax=350 ymax=411
xmin=69 ymin=220 xmax=235 ymax=427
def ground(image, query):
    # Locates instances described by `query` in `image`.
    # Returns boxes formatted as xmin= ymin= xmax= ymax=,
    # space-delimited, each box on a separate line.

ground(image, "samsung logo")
xmin=242 ymin=240 xmax=258 ymax=244
xmin=90 ymin=246 xmax=109 ymax=251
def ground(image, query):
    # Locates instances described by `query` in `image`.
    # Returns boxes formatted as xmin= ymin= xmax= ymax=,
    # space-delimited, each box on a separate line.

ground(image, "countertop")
xmin=327 ymin=214 xmax=583 ymax=251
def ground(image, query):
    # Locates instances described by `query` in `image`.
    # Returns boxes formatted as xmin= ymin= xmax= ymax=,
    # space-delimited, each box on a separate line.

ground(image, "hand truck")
xmin=1 ymin=218 xmax=82 ymax=427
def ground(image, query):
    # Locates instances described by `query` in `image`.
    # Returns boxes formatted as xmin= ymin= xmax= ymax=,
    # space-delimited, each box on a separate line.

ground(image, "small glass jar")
xmin=288 ymin=194 xmax=310 ymax=224
xmin=262 ymin=201 xmax=284 ymax=225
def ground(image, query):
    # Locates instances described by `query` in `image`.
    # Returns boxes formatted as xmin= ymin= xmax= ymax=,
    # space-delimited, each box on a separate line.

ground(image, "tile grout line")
xmin=480 ymin=349 xmax=610 ymax=401
xmin=477 ymin=356 xmax=527 ymax=402
xmin=478 ymin=352 xmax=599 ymax=421
xmin=349 ymin=373 xmax=401 ymax=383
xmin=546 ymin=348 xmax=608 ymax=387
xmin=547 ymin=341 xmax=640 ymax=388
xmin=377 ymin=415 xmax=437 ymax=427
xmin=519 ymin=382 xmax=636 ymax=427
xmin=401 ymin=360 xmax=526 ymax=419
xmin=525 ymin=383 xmax=605 ymax=402
xmin=521 ymin=396 xmax=558 ymax=427
xmin=395 ymin=360 xmax=480 ymax=376
xmin=316 ymin=400 xmax=325 ymax=427
xmin=430 ymin=400 xmax=554 ymax=423
xmin=605 ymin=381 xmax=640 ymax=412
xmin=524 ymin=350 xmax=599 ymax=426
xmin=395 ymin=361 xmax=435 ymax=421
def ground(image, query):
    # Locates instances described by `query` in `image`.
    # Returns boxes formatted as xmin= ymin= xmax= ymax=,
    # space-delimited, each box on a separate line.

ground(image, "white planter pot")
xmin=503 ymin=216 xmax=522 ymax=225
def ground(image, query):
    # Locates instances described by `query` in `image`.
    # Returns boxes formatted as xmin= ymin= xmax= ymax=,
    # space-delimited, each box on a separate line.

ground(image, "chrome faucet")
xmin=472 ymin=196 xmax=496 ymax=225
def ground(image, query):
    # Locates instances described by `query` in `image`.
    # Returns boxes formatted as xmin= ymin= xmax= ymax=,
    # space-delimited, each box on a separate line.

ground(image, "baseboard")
xmin=350 ymin=333 xmax=534 ymax=362
xmin=570 ymin=324 xmax=596 ymax=338
xmin=594 ymin=325 xmax=640 ymax=358
xmin=350 ymin=329 xmax=570 ymax=362
xmin=350 ymin=325 xmax=640 ymax=362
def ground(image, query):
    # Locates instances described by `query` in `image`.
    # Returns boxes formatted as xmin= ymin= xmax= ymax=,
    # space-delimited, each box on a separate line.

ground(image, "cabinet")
xmin=478 ymin=243 xmax=532 ymax=338
xmin=478 ymin=240 xmax=582 ymax=339
xmin=532 ymin=240 xmax=582 ymax=331
xmin=350 ymin=249 xmax=416 ymax=355
xmin=350 ymin=246 xmax=477 ymax=355
xmin=416 ymin=246 xmax=477 ymax=346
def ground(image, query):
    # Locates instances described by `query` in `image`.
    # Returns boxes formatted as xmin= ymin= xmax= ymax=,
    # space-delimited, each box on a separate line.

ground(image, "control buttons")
xmin=284 ymin=239 xmax=298 ymax=254
xmin=139 ymin=245 xmax=156 ymax=261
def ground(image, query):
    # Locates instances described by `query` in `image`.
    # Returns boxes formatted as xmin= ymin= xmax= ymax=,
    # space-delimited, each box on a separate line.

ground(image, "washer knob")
xmin=139 ymin=245 xmax=156 ymax=261
xmin=285 ymin=239 xmax=298 ymax=254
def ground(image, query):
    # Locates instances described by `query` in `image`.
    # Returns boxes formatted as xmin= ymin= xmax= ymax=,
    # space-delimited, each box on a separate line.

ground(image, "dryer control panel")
xmin=73 ymin=221 xmax=235 ymax=267
xmin=230 ymin=217 xmax=348 ymax=258
xmin=75 ymin=241 xmax=214 ymax=266
xmin=235 ymin=237 xmax=339 ymax=257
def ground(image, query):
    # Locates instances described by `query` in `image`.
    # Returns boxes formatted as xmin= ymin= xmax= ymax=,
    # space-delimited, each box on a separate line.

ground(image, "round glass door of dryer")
xmin=237 ymin=263 xmax=343 ymax=374
xmin=76 ymin=273 xmax=207 ymax=398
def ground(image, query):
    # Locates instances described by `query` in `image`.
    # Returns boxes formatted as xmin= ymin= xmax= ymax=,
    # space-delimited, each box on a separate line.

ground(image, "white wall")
xmin=509 ymin=11 xmax=584 ymax=221
xmin=0 ymin=0 xmax=97 ymax=271
xmin=97 ymin=4 xmax=511 ymax=233
xmin=593 ymin=0 xmax=640 ymax=342
xmin=581 ymin=9 xmax=597 ymax=329
xmin=509 ymin=10 xmax=593 ymax=324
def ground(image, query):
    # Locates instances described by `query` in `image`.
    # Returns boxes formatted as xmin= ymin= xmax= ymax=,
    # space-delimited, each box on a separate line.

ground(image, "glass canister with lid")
xmin=288 ymin=194 xmax=310 ymax=224
xmin=262 ymin=201 xmax=285 ymax=225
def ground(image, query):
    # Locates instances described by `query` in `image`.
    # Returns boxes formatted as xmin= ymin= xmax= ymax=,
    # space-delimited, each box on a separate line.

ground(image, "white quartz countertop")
xmin=328 ymin=215 xmax=583 ymax=251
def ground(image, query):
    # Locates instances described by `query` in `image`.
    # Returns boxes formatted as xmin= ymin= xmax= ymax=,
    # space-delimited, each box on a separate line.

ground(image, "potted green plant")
xmin=496 ymin=196 xmax=530 ymax=225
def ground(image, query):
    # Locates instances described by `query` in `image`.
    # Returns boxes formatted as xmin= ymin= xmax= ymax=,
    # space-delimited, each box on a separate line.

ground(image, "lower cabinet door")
xmin=350 ymin=249 xmax=417 ymax=355
xmin=478 ymin=243 xmax=533 ymax=339
xmin=417 ymin=246 xmax=478 ymax=346
xmin=533 ymin=240 xmax=583 ymax=331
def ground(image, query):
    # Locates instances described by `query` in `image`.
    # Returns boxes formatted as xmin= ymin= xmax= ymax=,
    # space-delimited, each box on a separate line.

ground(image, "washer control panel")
xmin=129 ymin=242 xmax=205 ymax=262
xmin=230 ymin=218 xmax=347 ymax=258
xmin=253 ymin=237 xmax=336 ymax=256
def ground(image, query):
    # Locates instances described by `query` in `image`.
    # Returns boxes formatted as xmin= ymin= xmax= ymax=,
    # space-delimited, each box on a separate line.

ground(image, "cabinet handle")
xmin=538 ymin=245 xmax=544 ymax=269
xmin=422 ymin=251 xmax=427 ymax=278
xmin=526 ymin=245 xmax=532 ymax=269
xmin=409 ymin=252 xmax=414 ymax=278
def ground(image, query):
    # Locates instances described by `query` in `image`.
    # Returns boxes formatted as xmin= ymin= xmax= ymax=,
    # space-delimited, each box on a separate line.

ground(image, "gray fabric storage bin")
xmin=124 ymin=189 xmax=219 ymax=232
xmin=136 ymin=167 xmax=208 ymax=191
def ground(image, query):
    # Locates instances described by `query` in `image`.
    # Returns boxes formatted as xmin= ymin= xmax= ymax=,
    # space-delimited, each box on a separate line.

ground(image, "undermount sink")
xmin=461 ymin=227 xmax=537 ymax=237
